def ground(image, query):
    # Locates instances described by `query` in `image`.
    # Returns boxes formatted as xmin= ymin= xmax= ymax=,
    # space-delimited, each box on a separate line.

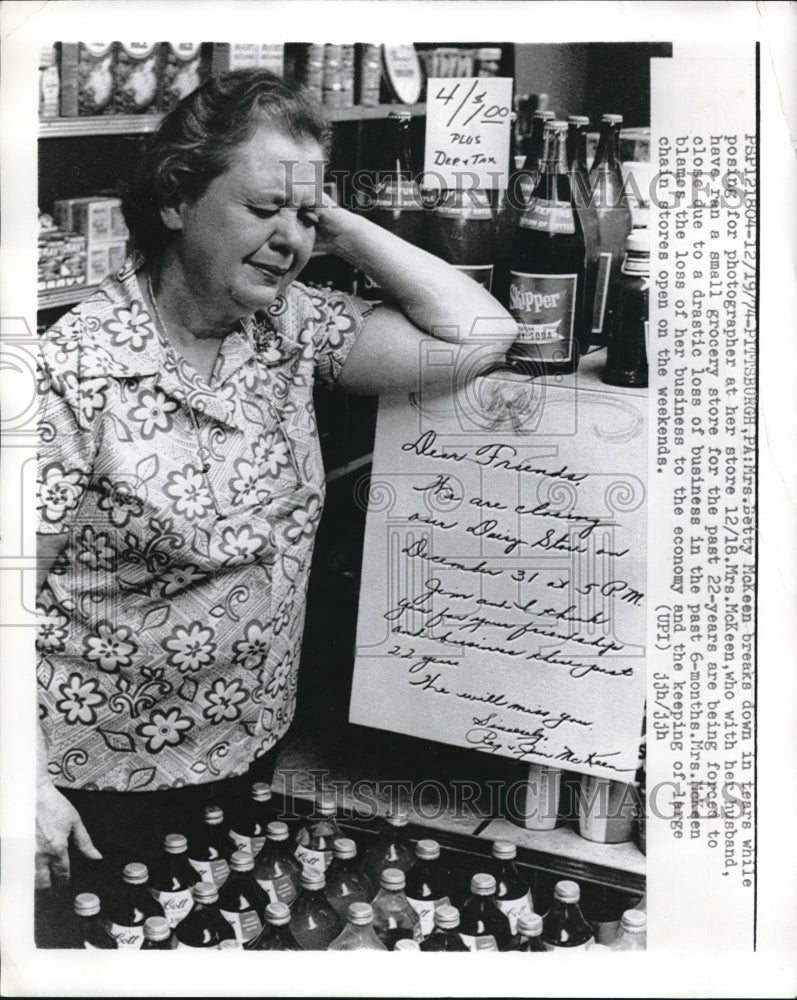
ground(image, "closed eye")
xmin=299 ymin=208 xmax=319 ymax=229
xmin=247 ymin=204 xmax=279 ymax=219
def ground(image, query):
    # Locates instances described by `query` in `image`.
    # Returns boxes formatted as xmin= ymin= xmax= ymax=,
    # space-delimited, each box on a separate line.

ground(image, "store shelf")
xmin=38 ymin=284 xmax=99 ymax=311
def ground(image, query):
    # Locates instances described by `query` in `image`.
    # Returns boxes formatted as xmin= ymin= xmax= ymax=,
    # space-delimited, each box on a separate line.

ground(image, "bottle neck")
xmin=391 ymin=121 xmax=414 ymax=177
xmin=594 ymin=123 xmax=620 ymax=170
xmin=567 ymin=126 xmax=589 ymax=175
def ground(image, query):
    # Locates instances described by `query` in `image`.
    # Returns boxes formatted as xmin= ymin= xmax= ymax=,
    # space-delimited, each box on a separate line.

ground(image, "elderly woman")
xmin=35 ymin=70 xmax=516 ymax=893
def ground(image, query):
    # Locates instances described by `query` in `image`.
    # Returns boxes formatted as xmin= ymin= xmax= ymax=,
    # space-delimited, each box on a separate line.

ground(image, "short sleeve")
xmin=293 ymin=283 xmax=376 ymax=390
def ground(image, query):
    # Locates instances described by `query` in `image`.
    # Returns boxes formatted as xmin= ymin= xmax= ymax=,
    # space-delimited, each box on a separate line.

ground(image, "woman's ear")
xmin=160 ymin=203 xmax=183 ymax=231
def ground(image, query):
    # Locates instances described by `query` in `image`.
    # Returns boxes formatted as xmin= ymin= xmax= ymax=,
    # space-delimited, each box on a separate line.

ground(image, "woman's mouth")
xmin=247 ymin=260 xmax=290 ymax=281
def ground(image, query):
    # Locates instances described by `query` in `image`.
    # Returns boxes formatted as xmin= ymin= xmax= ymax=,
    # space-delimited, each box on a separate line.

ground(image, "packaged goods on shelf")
xmin=86 ymin=240 xmax=128 ymax=286
xmin=59 ymin=42 xmax=116 ymax=116
xmin=322 ymin=44 xmax=344 ymax=109
xmin=54 ymin=196 xmax=128 ymax=245
xmin=340 ymin=45 xmax=355 ymax=109
xmin=357 ymin=44 xmax=382 ymax=106
xmin=159 ymin=43 xmax=208 ymax=111
xmin=290 ymin=43 xmax=324 ymax=102
xmin=38 ymin=215 xmax=87 ymax=293
xmin=210 ymin=43 xmax=285 ymax=75
xmin=39 ymin=45 xmax=60 ymax=118
xmin=423 ymin=46 xmax=475 ymax=78
xmin=114 ymin=43 xmax=162 ymax=114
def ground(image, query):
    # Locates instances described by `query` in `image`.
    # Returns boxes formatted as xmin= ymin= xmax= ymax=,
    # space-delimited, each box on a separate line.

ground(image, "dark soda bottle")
xmin=228 ymin=782 xmax=277 ymax=857
xmin=494 ymin=112 xmax=537 ymax=305
xmin=513 ymin=911 xmax=548 ymax=952
xmin=187 ymin=805 xmax=231 ymax=887
xmin=245 ymin=901 xmax=302 ymax=951
xmin=426 ymin=185 xmax=495 ymax=291
xmin=327 ymin=902 xmax=388 ymax=951
xmin=522 ymin=108 xmax=556 ymax=188
xmin=141 ymin=915 xmax=174 ymax=950
xmin=420 ymin=904 xmax=469 ymax=952
xmin=505 ymin=119 xmax=588 ymax=378
xmin=217 ymin=849 xmax=269 ymax=946
xmin=370 ymin=868 xmax=422 ymax=950
xmin=360 ymin=808 xmax=415 ymax=888
xmin=459 ymin=873 xmax=514 ymax=952
xmin=148 ymin=832 xmax=199 ymax=928
xmin=72 ymin=892 xmax=116 ymax=949
xmin=541 ymin=879 xmax=594 ymax=951
xmin=290 ymin=868 xmax=344 ymax=950
xmin=102 ymin=862 xmax=164 ymax=949
xmin=325 ymin=837 xmax=374 ymax=919
xmin=404 ymin=839 xmax=450 ymax=940
xmin=173 ymin=881 xmax=240 ymax=950
xmin=253 ymin=820 xmax=302 ymax=908
xmin=603 ymin=229 xmax=649 ymax=387
xmin=567 ymin=114 xmax=602 ymax=341
xmin=589 ymin=113 xmax=633 ymax=346
xmin=294 ymin=793 xmax=341 ymax=873
xmin=489 ymin=841 xmax=535 ymax=935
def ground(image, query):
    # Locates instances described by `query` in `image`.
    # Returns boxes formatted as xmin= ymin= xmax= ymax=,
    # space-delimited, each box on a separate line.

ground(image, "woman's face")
xmin=168 ymin=124 xmax=325 ymax=323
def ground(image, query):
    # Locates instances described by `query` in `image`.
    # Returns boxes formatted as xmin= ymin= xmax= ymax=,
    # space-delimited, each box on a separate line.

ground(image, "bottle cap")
xmin=601 ymin=112 xmax=624 ymax=125
xmin=265 ymin=902 xmax=291 ymax=926
xmin=347 ymin=902 xmax=374 ymax=926
xmin=143 ymin=915 xmax=171 ymax=942
xmin=553 ymin=879 xmax=581 ymax=903
xmin=550 ymin=119 xmax=569 ymax=134
xmin=491 ymin=840 xmax=517 ymax=861
xmin=203 ymin=805 xmax=224 ymax=826
xmin=316 ymin=794 xmax=337 ymax=817
xmin=218 ymin=939 xmax=241 ymax=949
xmin=388 ymin=110 xmax=412 ymax=122
xmin=415 ymin=839 xmax=440 ymax=861
xmin=266 ymin=821 xmax=289 ymax=841
xmin=532 ymin=109 xmax=555 ymax=120
xmin=332 ymin=837 xmax=357 ymax=860
xmin=163 ymin=832 xmax=188 ymax=854
xmin=192 ymin=881 xmax=219 ymax=904
xmin=620 ymin=908 xmax=647 ymax=932
xmin=122 ymin=862 xmax=149 ymax=885
xmin=386 ymin=808 xmax=409 ymax=827
xmin=229 ymin=849 xmax=255 ymax=872
xmin=380 ymin=867 xmax=406 ymax=890
xmin=73 ymin=892 xmax=101 ymax=917
xmin=434 ymin=904 xmax=461 ymax=930
xmin=477 ymin=47 xmax=502 ymax=60
xmin=251 ymin=782 xmax=272 ymax=802
xmin=587 ymin=942 xmax=612 ymax=952
xmin=568 ymin=114 xmax=590 ymax=126
xmin=517 ymin=912 xmax=543 ymax=936
xmin=300 ymin=868 xmax=326 ymax=889
xmin=394 ymin=938 xmax=420 ymax=951
xmin=470 ymin=873 xmax=497 ymax=896
xmin=626 ymin=229 xmax=650 ymax=254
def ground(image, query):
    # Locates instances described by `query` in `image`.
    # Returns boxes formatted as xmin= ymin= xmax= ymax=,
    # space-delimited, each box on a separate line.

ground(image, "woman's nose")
xmin=269 ymin=209 xmax=307 ymax=254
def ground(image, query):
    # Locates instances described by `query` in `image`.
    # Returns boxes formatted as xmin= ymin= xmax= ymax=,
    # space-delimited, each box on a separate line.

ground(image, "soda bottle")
xmin=187 ymin=805 xmax=231 ymax=887
xmin=327 ymin=902 xmax=388 ymax=952
xmin=290 ymin=868 xmax=344 ymax=950
xmin=458 ymin=873 xmax=514 ymax=952
xmin=253 ymin=821 xmax=302 ymax=908
xmin=294 ymin=794 xmax=341 ymax=873
xmin=148 ymin=832 xmax=199 ymax=928
xmin=603 ymin=229 xmax=649 ymax=387
xmin=404 ymin=839 xmax=450 ymax=940
xmin=589 ymin=113 xmax=633 ymax=346
xmin=513 ymin=912 xmax=547 ymax=952
xmin=173 ymin=881 xmax=240 ymax=949
xmin=228 ymin=782 xmax=278 ymax=857
xmin=102 ymin=862 xmax=164 ymax=949
xmin=505 ymin=119 xmax=588 ymax=378
xmin=360 ymin=808 xmax=415 ymax=888
xmin=217 ymin=849 xmax=270 ymax=946
xmin=580 ymin=883 xmax=628 ymax=945
xmin=426 ymin=185 xmax=495 ymax=291
xmin=489 ymin=841 xmax=535 ymax=934
xmin=610 ymin=908 xmax=646 ymax=951
xmin=541 ymin=879 xmax=594 ymax=951
xmin=577 ymin=775 xmax=637 ymax=844
xmin=567 ymin=114 xmax=602 ymax=340
xmin=522 ymin=109 xmax=556 ymax=187
xmin=246 ymin=901 xmax=302 ymax=951
xmin=370 ymin=868 xmax=422 ymax=950
xmin=393 ymin=937 xmax=421 ymax=951
xmin=494 ymin=112 xmax=536 ymax=305
xmin=141 ymin=915 xmax=174 ymax=950
xmin=325 ymin=837 xmax=374 ymax=919
xmin=420 ymin=904 xmax=469 ymax=952
xmin=72 ymin=892 xmax=116 ymax=949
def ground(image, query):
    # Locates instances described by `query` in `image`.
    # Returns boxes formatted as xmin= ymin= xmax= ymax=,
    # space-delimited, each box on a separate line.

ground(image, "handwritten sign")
xmin=423 ymin=77 xmax=513 ymax=189
xmin=350 ymin=361 xmax=647 ymax=780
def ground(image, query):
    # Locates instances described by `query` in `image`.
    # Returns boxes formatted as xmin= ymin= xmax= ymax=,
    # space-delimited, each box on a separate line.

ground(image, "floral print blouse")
xmin=37 ymin=255 xmax=373 ymax=792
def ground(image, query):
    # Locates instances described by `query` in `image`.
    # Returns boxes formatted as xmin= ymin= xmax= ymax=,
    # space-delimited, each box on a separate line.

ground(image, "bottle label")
xmin=406 ymin=895 xmax=450 ymax=939
xmin=188 ymin=858 xmax=230 ymax=887
xmin=455 ymin=264 xmax=493 ymax=291
xmin=219 ymin=907 xmax=263 ymax=944
xmin=591 ymin=251 xmax=613 ymax=333
xmin=103 ymin=920 xmax=144 ymax=949
xmin=372 ymin=179 xmax=423 ymax=211
xmin=257 ymin=874 xmax=298 ymax=907
xmin=294 ymin=844 xmax=332 ymax=871
xmin=621 ymin=255 xmax=649 ymax=277
xmin=520 ymin=198 xmax=576 ymax=235
xmin=508 ymin=272 xmax=577 ymax=361
xmin=229 ymin=830 xmax=266 ymax=858
xmin=496 ymin=892 xmax=535 ymax=935
xmin=459 ymin=932 xmax=498 ymax=951
xmin=435 ymin=198 xmax=492 ymax=219
xmin=149 ymin=887 xmax=194 ymax=928
xmin=174 ymin=940 xmax=239 ymax=950
xmin=543 ymin=937 xmax=594 ymax=952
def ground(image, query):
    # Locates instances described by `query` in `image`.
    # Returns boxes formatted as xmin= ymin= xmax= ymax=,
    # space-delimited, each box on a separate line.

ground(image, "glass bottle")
xmin=72 ymin=892 xmax=116 ymax=949
xmin=404 ymin=839 xmax=450 ymax=940
xmin=228 ymin=782 xmax=277 ymax=857
xmin=370 ymin=867 xmax=422 ymax=950
xmin=325 ymin=837 xmax=374 ymax=919
xmin=360 ymin=808 xmax=415 ymax=888
xmin=459 ymin=873 xmax=514 ymax=952
xmin=580 ymin=883 xmax=629 ymax=945
xmin=421 ymin=904 xmax=470 ymax=952
xmin=187 ymin=804 xmax=231 ymax=887
xmin=505 ymin=119 xmax=588 ymax=378
xmin=494 ymin=112 xmax=537 ymax=306
xmin=245 ymin=901 xmax=302 ymax=952
xmin=290 ymin=868 xmax=344 ymax=950
xmin=577 ymin=774 xmax=637 ymax=844
xmin=426 ymin=184 xmax=496 ymax=291
xmin=522 ymin=108 xmax=556 ymax=188
xmin=253 ymin=820 xmax=302 ymax=908
xmin=173 ymin=881 xmax=240 ymax=950
xmin=541 ymin=879 xmax=595 ymax=951
xmin=603 ymin=229 xmax=649 ymax=387
xmin=294 ymin=794 xmax=341 ymax=873
xmin=516 ymin=762 xmax=562 ymax=831
xmin=610 ymin=908 xmax=647 ymax=951
xmin=327 ymin=902 xmax=388 ymax=952
xmin=513 ymin=911 xmax=548 ymax=952
xmin=141 ymin=915 xmax=175 ymax=950
xmin=489 ymin=841 xmax=535 ymax=934
xmin=393 ymin=937 xmax=421 ymax=951
xmin=102 ymin=862 xmax=164 ymax=949
xmin=589 ymin=112 xmax=633 ymax=346
xmin=217 ymin=849 xmax=270 ymax=946
xmin=567 ymin=114 xmax=602 ymax=340
xmin=148 ymin=832 xmax=199 ymax=928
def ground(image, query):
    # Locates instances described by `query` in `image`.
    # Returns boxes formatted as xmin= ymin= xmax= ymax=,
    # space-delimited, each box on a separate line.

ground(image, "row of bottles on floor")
xmin=66 ymin=787 xmax=645 ymax=951
xmin=358 ymin=110 xmax=646 ymax=385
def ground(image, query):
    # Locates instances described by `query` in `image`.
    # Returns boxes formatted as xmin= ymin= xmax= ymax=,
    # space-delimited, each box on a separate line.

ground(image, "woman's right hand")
xmin=36 ymin=780 xmax=102 ymax=889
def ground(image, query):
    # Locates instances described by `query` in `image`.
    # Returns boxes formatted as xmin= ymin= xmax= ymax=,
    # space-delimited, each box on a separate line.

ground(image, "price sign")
xmin=423 ymin=77 xmax=513 ymax=190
